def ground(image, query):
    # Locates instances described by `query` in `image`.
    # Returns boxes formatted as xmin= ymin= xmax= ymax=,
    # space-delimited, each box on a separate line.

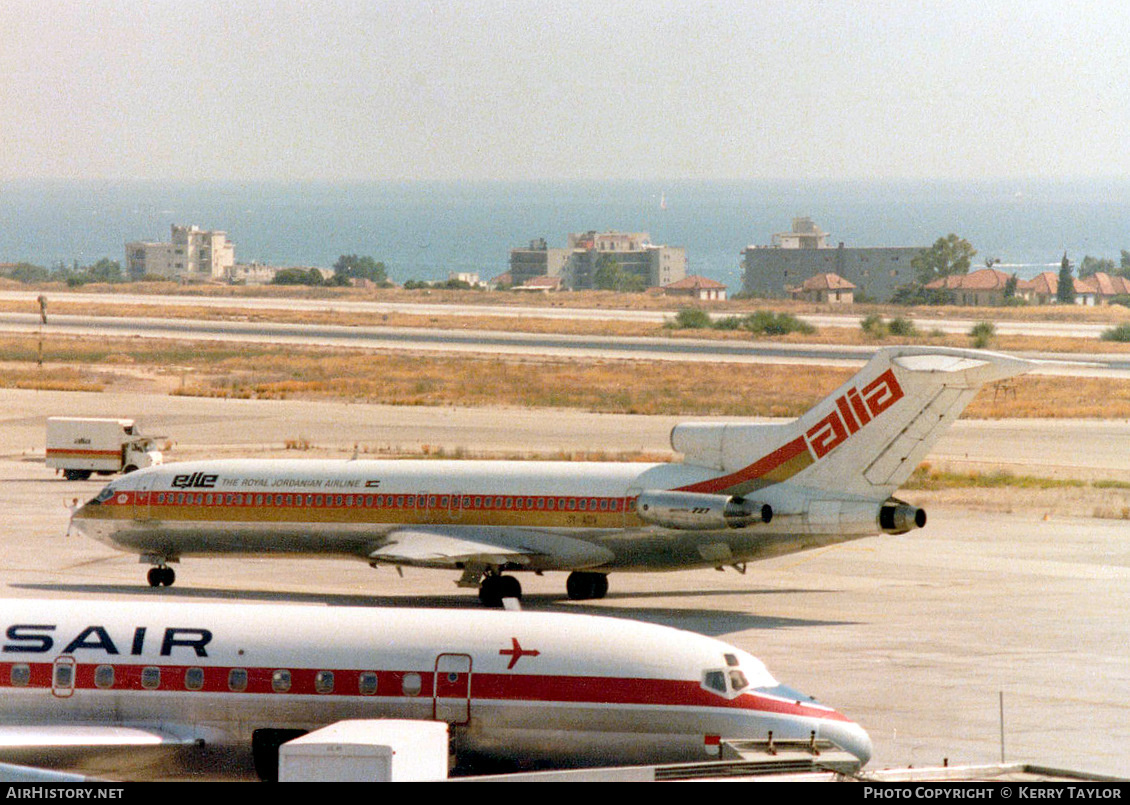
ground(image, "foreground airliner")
xmin=0 ymin=599 xmax=870 ymax=780
xmin=70 ymin=347 xmax=1031 ymax=606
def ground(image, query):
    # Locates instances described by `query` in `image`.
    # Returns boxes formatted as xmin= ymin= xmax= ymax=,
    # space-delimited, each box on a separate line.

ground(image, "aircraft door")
xmin=625 ymin=486 xmax=642 ymax=527
xmin=448 ymin=492 xmax=465 ymax=523
xmin=433 ymin=653 xmax=472 ymax=725
xmin=133 ymin=473 xmax=158 ymax=522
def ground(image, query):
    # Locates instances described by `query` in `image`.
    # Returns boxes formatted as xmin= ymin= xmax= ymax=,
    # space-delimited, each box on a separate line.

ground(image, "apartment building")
xmin=126 ymin=225 xmax=235 ymax=280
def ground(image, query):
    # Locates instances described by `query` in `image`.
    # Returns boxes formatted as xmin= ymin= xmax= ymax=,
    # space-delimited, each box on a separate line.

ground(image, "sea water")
xmin=2 ymin=178 xmax=1128 ymax=291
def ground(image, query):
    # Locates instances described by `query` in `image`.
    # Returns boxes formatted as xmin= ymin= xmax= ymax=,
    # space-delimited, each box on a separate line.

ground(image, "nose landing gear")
xmin=146 ymin=565 xmax=176 ymax=587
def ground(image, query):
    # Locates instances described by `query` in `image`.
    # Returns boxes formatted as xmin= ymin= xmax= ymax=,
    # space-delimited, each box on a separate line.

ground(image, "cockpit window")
xmin=729 ymin=670 xmax=749 ymax=692
xmin=724 ymin=653 xmax=739 ymax=667
xmin=703 ymin=670 xmax=728 ymax=695
xmin=93 ymin=486 xmax=115 ymax=504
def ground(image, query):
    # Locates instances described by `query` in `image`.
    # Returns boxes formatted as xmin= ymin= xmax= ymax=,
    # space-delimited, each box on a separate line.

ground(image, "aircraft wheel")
xmin=63 ymin=469 xmax=93 ymax=481
xmin=498 ymin=575 xmax=522 ymax=601
xmin=147 ymin=567 xmax=176 ymax=587
xmin=566 ymin=571 xmax=609 ymax=601
xmin=478 ymin=575 xmax=521 ymax=607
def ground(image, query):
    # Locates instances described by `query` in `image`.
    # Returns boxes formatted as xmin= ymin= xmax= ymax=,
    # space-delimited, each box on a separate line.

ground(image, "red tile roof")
xmin=664 ymin=274 xmax=727 ymax=290
xmin=925 ymin=267 xmax=1012 ymax=291
xmin=800 ymin=272 xmax=856 ymax=291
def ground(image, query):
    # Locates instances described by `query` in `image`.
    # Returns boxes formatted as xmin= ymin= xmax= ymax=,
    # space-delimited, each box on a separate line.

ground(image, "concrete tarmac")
xmin=1 ymin=389 xmax=1127 ymax=779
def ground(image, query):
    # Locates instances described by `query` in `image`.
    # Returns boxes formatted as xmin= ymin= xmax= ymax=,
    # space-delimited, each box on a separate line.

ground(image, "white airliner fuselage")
xmin=0 ymin=599 xmax=870 ymax=779
xmin=69 ymin=347 xmax=1032 ymax=604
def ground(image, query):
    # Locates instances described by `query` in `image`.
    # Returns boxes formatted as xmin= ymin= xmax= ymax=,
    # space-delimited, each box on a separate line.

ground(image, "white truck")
xmin=46 ymin=417 xmax=163 ymax=481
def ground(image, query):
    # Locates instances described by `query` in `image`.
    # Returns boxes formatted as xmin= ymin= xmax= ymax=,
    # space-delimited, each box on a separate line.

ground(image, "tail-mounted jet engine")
xmin=636 ymin=490 xmax=772 ymax=531
xmin=878 ymin=500 xmax=927 ymax=534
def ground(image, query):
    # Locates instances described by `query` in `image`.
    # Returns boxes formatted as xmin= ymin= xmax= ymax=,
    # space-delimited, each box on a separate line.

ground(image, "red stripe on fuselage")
xmin=0 ymin=661 xmax=848 ymax=722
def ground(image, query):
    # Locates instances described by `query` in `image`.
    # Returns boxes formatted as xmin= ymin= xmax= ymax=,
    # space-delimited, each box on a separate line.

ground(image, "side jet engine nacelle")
xmin=636 ymin=490 xmax=772 ymax=531
xmin=878 ymin=501 xmax=927 ymax=534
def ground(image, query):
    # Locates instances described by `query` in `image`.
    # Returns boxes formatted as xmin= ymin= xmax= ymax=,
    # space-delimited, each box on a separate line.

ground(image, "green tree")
xmin=332 ymin=254 xmax=388 ymax=285
xmin=1003 ymin=274 xmax=1018 ymax=300
xmin=593 ymin=255 xmax=646 ymax=292
xmin=0 ymin=262 xmax=49 ymax=283
xmin=1079 ymin=255 xmax=1115 ymax=278
xmin=1057 ymin=253 xmax=1075 ymax=304
xmin=912 ymin=234 xmax=976 ymax=285
xmin=273 ymin=267 xmax=326 ymax=286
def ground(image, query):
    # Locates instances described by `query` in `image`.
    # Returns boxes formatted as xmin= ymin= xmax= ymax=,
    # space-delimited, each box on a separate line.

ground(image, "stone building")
xmin=741 ymin=217 xmax=923 ymax=302
xmin=126 ymin=225 xmax=234 ymax=281
xmin=509 ymin=231 xmax=686 ymax=291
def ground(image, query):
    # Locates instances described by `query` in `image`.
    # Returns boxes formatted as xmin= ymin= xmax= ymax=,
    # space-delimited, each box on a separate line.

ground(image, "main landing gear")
xmin=147 ymin=566 xmax=176 ymax=587
xmin=565 ymin=571 xmax=608 ymax=601
xmin=472 ymin=570 xmax=610 ymax=607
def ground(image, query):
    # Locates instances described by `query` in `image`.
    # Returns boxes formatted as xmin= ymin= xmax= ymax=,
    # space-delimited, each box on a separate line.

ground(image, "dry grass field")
xmin=7 ymin=287 xmax=1130 ymax=355
xmin=3 ymin=331 xmax=1130 ymax=419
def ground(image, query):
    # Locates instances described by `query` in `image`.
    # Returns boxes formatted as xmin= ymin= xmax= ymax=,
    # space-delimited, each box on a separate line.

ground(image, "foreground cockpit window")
xmin=702 ymin=670 xmax=728 ymax=695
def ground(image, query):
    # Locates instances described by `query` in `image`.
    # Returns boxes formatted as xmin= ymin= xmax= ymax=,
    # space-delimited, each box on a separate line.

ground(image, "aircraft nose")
xmin=817 ymin=719 xmax=872 ymax=765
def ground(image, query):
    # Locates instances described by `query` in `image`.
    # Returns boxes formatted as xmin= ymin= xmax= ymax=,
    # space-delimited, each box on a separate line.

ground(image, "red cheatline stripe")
xmin=47 ymin=449 xmax=120 ymax=458
xmin=0 ymin=661 xmax=847 ymax=722
xmin=676 ymin=436 xmax=812 ymax=495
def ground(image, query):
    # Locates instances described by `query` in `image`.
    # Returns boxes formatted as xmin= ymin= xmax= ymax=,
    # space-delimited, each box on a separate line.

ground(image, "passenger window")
xmin=228 ymin=668 xmax=248 ymax=692
xmin=272 ymin=669 xmax=291 ymax=693
xmin=94 ymin=665 xmax=115 ymax=689
xmin=185 ymin=667 xmax=205 ymax=691
xmin=141 ymin=666 xmax=160 ymax=690
xmin=359 ymin=672 xmax=378 ymax=695
xmin=315 ymin=670 xmax=334 ymax=694
xmin=53 ymin=665 xmax=72 ymax=688
xmin=401 ymin=672 xmax=422 ymax=696
xmin=10 ymin=664 xmax=29 ymax=687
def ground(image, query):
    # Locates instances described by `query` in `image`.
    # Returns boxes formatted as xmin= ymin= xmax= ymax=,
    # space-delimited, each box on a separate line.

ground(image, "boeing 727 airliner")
xmin=69 ymin=347 xmax=1031 ymax=605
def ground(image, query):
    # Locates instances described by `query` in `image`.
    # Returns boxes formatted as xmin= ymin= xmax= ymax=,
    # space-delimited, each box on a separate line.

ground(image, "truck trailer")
xmin=46 ymin=417 xmax=163 ymax=481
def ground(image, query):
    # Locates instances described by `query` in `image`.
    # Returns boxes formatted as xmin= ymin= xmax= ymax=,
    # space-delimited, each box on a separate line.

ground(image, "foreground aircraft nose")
xmin=818 ymin=719 xmax=873 ymax=765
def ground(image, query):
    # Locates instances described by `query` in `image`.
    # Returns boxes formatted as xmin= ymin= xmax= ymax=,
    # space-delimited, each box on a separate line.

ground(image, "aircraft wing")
xmin=0 ymin=724 xmax=196 ymax=751
xmin=369 ymin=527 xmax=614 ymax=570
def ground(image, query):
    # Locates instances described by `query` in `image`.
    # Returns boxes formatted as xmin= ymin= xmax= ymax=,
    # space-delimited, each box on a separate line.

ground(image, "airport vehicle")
xmin=0 ymin=598 xmax=871 ymax=780
xmin=69 ymin=347 xmax=1031 ymax=604
xmin=46 ymin=417 xmax=162 ymax=481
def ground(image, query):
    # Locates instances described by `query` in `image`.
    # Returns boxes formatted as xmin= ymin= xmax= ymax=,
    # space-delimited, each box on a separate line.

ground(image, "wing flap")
xmin=369 ymin=527 xmax=615 ymax=570
xmin=370 ymin=530 xmax=535 ymax=567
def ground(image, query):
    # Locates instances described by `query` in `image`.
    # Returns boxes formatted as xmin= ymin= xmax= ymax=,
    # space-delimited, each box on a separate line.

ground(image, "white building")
xmin=126 ymin=225 xmax=235 ymax=281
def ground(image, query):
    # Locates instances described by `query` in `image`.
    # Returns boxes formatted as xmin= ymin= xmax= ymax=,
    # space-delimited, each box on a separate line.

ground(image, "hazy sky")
xmin=4 ymin=0 xmax=1129 ymax=182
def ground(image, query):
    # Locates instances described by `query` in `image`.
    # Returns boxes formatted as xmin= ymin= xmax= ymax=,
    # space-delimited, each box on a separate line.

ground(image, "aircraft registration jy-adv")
xmin=69 ymin=347 xmax=1031 ymax=606
xmin=0 ymin=598 xmax=871 ymax=780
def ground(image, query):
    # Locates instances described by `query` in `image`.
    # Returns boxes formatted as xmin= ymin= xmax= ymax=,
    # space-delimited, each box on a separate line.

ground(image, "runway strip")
xmin=1 ymin=311 xmax=1127 ymax=377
